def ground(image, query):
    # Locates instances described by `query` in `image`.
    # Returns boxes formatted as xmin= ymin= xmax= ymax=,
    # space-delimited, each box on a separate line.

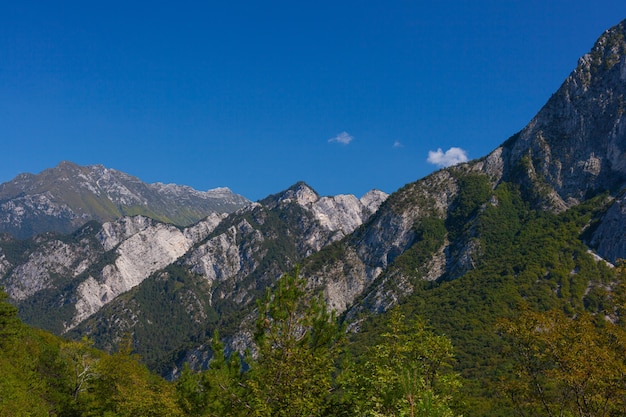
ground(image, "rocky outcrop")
xmin=591 ymin=193 xmax=626 ymax=263
xmin=305 ymin=168 xmax=461 ymax=316
xmin=4 ymin=238 xmax=97 ymax=301
xmin=179 ymin=183 xmax=388 ymax=305
xmin=0 ymin=213 xmax=226 ymax=331
xmin=71 ymin=222 xmax=195 ymax=328
xmin=0 ymin=221 xmax=104 ymax=303
xmin=69 ymin=214 xmax=227 ymax=328
xmin=183 ymin=219 xmax=263 ymax=288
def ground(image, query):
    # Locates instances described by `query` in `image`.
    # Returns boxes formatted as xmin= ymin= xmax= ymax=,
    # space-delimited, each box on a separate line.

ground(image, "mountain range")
xmin=1 ymin=18 xmax=626 ymax=410
xmin=0 ymin=160 xmax=250 ymax=238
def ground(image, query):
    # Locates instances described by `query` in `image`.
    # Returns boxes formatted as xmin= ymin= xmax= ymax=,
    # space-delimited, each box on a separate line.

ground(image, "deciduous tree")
xmin=343 ymin=308 xmax=461 ymax=417
xmin=498 ymin=307 xmax=626 ymax=417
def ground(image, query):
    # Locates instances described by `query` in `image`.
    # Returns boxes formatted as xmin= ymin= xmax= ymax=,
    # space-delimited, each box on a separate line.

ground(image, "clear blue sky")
xmin=2 ymin=1 xmax=625 ymax=201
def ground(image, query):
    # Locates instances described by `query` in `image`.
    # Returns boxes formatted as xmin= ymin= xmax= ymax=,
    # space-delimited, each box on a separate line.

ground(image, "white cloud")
xmin=328 ymin=131 xmax=353 ymax=145
xmin=427 ymin=147 xmax=468 ymax=168
xmin=393 ymin=141 xmax=403 ymax=148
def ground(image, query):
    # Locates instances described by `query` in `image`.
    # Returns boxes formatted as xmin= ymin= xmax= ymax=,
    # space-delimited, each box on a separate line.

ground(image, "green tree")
xmin=0 ymin=288 xmax=19 ymax=344
xmin=498 ymin=306 xmax=626 ymax=416
xmin=60 ymin=337 xmax=99 ymax=403
xmin=343 ymin=308 xmax=461 ymax=417
xmin=176 ymin=330 xmax=249 ymax=417
xmin=176 ymin=363 xmax=207 ymax=416
xmin=204 ymin=331 xmax=249 ymax=416
xmin=0 ymin=288 xmax=51 ymax=416
xmin=89 ymin=338 xmax=183 ymax=417
xmin=247 ymin=267 xmax=342 ymax=417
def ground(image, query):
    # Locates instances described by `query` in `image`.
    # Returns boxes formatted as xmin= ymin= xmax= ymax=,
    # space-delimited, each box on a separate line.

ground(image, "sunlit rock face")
xmin=497 ymin=21 xmax=626 ymax=211
xmin=0 ymin=182 xmax=388 ymax=336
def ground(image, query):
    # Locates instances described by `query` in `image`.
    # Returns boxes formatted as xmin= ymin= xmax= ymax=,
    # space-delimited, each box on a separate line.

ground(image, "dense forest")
xmin=3 ymin=184 xmax=626 ymax=416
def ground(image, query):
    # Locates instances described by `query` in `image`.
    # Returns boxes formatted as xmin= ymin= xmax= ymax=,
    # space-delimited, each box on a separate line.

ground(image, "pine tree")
xmin=247 ymin=267 xmax=342 ymax=417
xmin=0 ymin=288 xmax=19 ymax=345
xmin=343 ymin=308 xmax=461 ymax=417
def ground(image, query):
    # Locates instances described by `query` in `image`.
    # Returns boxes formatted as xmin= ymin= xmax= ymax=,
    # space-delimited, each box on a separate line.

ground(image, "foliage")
xmin=393 ymin=217 xmax=447 ymax=277
xmin=247 ymin=266 xmax=343 ymax=417
xmin=305 ymin=239 xmax=347 ymax=273
xmin=0 ymin=288 xmax=19 ymax=343
xmin=0 ymin=287 xmax=186 ymax=416
xmin=342 ymin=308 xmax=461 ymax=417
xmin=446 ymin=173 xmax=492 ymax=241
xmin=176 ymin=331 xmax=248 ymax=417
xmin=171 ymin=269 xmax=463 ymax=417
xmin=497 ymin=307 xmax=626 ymax=416
xmin=0 ymin=236 xmax=39 ymax=265
xmin=68 ymin=264 xmax=217 ymax=375
xmin=3 ymin=171 xmax=625 ymax=417
xmin=349 ymin=184 xmax=618 ymax=416
xmin=87 ymin=339 xmax=182 ymax=417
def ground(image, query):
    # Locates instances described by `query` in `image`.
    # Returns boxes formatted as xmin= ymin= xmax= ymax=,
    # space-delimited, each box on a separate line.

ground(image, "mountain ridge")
xmin=0 ymin=182 xmax=388 ymax=340
xmin=0 ymin=160 xmax=251 ymax=238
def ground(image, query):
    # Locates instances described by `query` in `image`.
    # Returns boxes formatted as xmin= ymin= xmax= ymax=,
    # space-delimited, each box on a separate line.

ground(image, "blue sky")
xmin=2 ymin=1 xmax=626 ymax=201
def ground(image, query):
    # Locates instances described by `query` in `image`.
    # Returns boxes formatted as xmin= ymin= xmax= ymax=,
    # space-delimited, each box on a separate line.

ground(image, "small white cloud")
xmin=427 ymin=147 xmax=468 ymax=168
xmin=393 ymin=141 xmax=403 ymax=148
xmin=328 ymin=131 xmax=353 ymax=145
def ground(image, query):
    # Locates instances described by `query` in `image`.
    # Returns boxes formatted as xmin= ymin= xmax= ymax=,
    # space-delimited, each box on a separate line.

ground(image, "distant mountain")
xmin=0 ymin=161 xmax=250 ymax=238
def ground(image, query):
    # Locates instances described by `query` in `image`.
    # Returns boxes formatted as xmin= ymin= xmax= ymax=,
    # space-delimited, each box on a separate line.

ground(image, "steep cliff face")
xmin=301 ymin=20 xmax=626 ymax=316
xmin=497 ymin=20 xmax=626 ymax=210
xmin=69 ymin=214 xmax=225 ymax=329
xmin=484 ymin=19 xmax=626 ymax=264
xmin=177 ymin=183 xmax=388 ymax=307
xmin=0 ymin=161 xmax=250 ymax=238
xmin=590 ymin=192 xmax=626 ymax=263
xmin=183 ymin=217 xmax=263 ymax=290
xmin=0 ymin=214 xmax=225 ymax=333
xmin=2 ymin=231 xmax=100 ymax=302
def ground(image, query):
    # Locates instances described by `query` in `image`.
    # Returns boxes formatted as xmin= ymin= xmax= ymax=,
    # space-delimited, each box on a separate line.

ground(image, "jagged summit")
xmin=0 ymin=161 xmax=250 ymax=238
xmin=259 ymin=182 xmax=389 ymax=226
xmin=259 ymin=181 xmax=318 ymax=208
xmin=497 ymin=19 xmax=626 ymax=210
xmin=261 ymin=181 xmax=389 ymax=210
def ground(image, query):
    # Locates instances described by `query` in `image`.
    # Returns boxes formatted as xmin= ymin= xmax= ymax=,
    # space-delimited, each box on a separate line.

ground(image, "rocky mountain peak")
xmin=497 ymin=19 xmax=626 ymax=211
xmin=259 ymin=182 xmax=388 ymax=238
xmin=360 ymin=189 xmax=389 ymax=213
xmin=262 ymin=181 xmax=319 ymax=208
xmin=0 ymin=162 xmax=250 ymax=238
